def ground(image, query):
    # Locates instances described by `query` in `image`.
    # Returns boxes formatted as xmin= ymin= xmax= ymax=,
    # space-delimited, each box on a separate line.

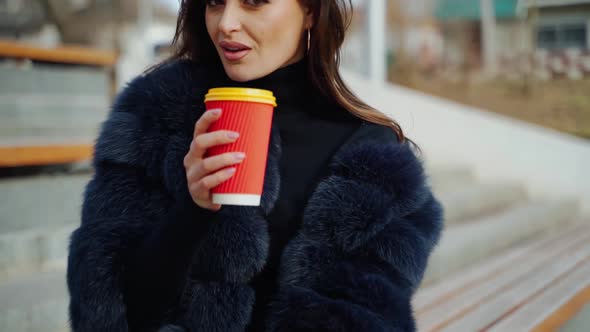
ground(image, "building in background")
xmin=434 ymin=0 xmax=530 ymax=73
xmin=517 ymin=0 xmax=590 ymax=79
xmin=519 ymin=0 xmax=590 ymax=50
xmin=433 ymin=0 xmax=590 ymax=79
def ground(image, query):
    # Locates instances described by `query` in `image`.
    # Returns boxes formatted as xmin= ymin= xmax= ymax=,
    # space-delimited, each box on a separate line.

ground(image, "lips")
xmin=222 ymin=48 xmax=250 ymax=61
xmin=219 ymin=41 xmax=251 ymax=61
xmin=219 ymin=40 xmax=251 ymax=52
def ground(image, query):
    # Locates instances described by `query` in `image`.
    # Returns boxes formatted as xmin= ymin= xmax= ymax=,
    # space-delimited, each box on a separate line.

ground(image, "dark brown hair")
xmin=165 ymin=0 xmax=418 ymax=150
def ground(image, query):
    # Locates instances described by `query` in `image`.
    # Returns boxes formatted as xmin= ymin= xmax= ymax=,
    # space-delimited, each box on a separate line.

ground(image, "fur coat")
xmin=66 ymin=59 xmax=444 ymax=332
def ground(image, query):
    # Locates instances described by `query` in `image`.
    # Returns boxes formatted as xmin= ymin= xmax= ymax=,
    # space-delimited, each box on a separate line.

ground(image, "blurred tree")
xmin=387 ymin=0 xmax=416 ymax=86
xmin=521 ymin=0 xmax=538 ymax=96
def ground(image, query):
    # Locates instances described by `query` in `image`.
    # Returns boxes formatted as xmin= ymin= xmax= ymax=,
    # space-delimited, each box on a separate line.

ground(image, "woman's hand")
xmin=183 ymin=108 xmax=245 ymax=212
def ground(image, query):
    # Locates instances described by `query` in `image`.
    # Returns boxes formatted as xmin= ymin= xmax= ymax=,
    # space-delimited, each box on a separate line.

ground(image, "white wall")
xmin=341 ymin=69 xmax=590 ymax=215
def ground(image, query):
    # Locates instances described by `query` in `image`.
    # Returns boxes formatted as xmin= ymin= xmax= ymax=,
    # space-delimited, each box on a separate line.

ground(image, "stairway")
xmin=0 ymin=163 xmax=583 ymax=331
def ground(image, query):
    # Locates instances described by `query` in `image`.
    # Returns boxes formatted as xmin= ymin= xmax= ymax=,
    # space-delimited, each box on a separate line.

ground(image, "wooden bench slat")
xmin=0 ymin=144 xmax=94 ymax=167
xmin=532 ymin=285 xmax=590 ymax=332
xmin=487 ymin=261 xmax=590 ymax=331
xmin=416 ymin=228 xmax=590 ymax=332
xmin=0 ymin=39 xmax=117 ymax=67
xmin=439 ymin=242 xmax=590 ymax=331
xmin=414 ymin=225 xmax=583 ymax=312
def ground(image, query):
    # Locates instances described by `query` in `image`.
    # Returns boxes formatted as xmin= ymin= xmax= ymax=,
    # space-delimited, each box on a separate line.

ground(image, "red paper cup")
xmin=204 ymin=87 xmax=277 ymax=206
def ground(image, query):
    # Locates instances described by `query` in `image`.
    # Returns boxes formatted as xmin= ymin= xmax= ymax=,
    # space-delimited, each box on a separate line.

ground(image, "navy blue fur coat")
xmin=66 ymin=60 xmax=444 ymax=332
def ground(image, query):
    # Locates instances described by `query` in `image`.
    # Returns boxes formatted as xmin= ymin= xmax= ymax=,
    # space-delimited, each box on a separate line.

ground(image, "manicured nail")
xmin=210 ymin=109 xmax=221 ymax=116
xmin=234 ymin=152 xmax=246 ymax=160
xmin=226 ymin=167 xmax=236 ymax=175
xmin=227 ymin=132 xmax=240 ymax=139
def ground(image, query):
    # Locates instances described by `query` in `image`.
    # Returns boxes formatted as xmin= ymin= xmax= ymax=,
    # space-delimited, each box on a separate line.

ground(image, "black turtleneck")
xmin=122 ymin=57 xmax=364 ymax=332
xmin=210 ymin=57 xmax=364 ymax=331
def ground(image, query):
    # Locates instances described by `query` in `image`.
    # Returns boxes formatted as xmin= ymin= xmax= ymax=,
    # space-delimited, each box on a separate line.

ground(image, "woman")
xmin=66 ymin=0 xmax=444 ymax=331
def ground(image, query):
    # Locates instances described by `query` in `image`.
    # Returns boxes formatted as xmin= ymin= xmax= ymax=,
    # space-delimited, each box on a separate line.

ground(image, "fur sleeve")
xmin=266 ymin=138 xmax=444 ymax=332
xmin=66 ymin=61 xmax=213 ymax=331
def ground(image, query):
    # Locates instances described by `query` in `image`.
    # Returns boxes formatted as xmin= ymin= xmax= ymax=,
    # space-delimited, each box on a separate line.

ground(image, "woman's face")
xmin=205 ymin=0 xmax=313 ymax=82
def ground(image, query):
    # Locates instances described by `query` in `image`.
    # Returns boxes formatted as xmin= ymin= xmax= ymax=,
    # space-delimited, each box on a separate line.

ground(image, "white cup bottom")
xmin=212 ymin=193 xmax=261 ymax=206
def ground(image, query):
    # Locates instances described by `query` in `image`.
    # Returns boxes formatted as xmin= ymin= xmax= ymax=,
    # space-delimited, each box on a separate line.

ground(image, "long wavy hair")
xmin=163 ymin=0 xmax=417 ymax=149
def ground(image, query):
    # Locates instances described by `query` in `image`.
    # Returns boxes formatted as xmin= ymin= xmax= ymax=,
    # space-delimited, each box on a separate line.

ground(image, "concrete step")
xmin=0 ymin=64 xmax=110 ymax=95
xmin=422 ymin=197 xmax=580 ymax=286
xmin=0 ymin=173 xmax=90 ymax=233
xmin=0 ymin=268 xmax=69 ymax=332
xmin=0 ymin=172 xmax=85 ymax=278
xmin=427 ymin=165 xmax=477 ymax=193
xmin=0 ymin=223 xmax=76 ymax=280
xmin=435 ymin=181 xmax=528 ymax=224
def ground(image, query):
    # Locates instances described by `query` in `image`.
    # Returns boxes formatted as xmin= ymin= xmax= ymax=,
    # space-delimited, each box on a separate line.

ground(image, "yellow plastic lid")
xmin=204 ymin=87 xmax=277 ymax=107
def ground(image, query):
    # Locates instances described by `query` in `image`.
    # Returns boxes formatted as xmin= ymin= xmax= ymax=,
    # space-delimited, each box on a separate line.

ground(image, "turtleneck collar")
xmin=208 ymin=57 xmax=321 ymax=110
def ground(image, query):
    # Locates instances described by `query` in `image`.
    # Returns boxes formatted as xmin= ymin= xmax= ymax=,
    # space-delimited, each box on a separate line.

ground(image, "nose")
xmin=217 ymin=2 xmax=242 ymax=35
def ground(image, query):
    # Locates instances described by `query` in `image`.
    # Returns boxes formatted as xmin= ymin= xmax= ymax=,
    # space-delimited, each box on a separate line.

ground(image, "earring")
xmin=307 ymin=29 xmax=311 ymax=54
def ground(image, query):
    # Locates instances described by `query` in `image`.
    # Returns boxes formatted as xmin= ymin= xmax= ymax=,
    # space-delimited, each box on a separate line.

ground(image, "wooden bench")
xmin=414 ymin=222 xmax=590 ymax=331
xmin=0 ymin=39 xmax=116 ymax=167
xmin=0 ymin=142 xmax=95 ymax=168
xmin=0 ymin=40 xmax=116 ymax=67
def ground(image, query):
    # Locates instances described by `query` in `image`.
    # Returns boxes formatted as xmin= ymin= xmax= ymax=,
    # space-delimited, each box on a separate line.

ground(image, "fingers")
xmin=194 ymin=108 xmax=222 ymax=140
xmin=190 ymin=108 xmax=222 ymax=160
xmin=192 ymin=130 xmax=240 ymax=159
xmin=189 ymin=166 xmax=238 ymax=201
xmin=186 ymin=151 xmax=245 ymax=186
xmin=201 ymin=151 xmax=246 ymax=175
xmin=183 ymin=108 xmax=245 ymax=212
xmin=184 ymin=108 xmax=240 ymax=166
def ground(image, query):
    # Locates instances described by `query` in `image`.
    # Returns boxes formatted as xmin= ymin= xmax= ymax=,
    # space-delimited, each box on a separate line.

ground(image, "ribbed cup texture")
xmin=204 ymin=100 xmax=274 ymax=196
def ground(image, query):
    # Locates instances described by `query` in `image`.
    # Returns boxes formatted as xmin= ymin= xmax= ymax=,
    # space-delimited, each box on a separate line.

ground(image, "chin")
xmin=222 ymin=64 xmax=255 ymax=82
xmin=224 ymin=65 xmax=270 ymax=83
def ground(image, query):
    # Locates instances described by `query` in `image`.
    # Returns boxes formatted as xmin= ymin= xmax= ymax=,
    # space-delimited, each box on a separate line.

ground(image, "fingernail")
xmin=210 ymin=109 xmax=221 ymax=116
xmin=226 ymin=167 xmax=236 ymax=175
xmin=234 ymin=152 xmax=246 ymax=160
xmin=227 ymin=132 xmax=240 ymax=139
